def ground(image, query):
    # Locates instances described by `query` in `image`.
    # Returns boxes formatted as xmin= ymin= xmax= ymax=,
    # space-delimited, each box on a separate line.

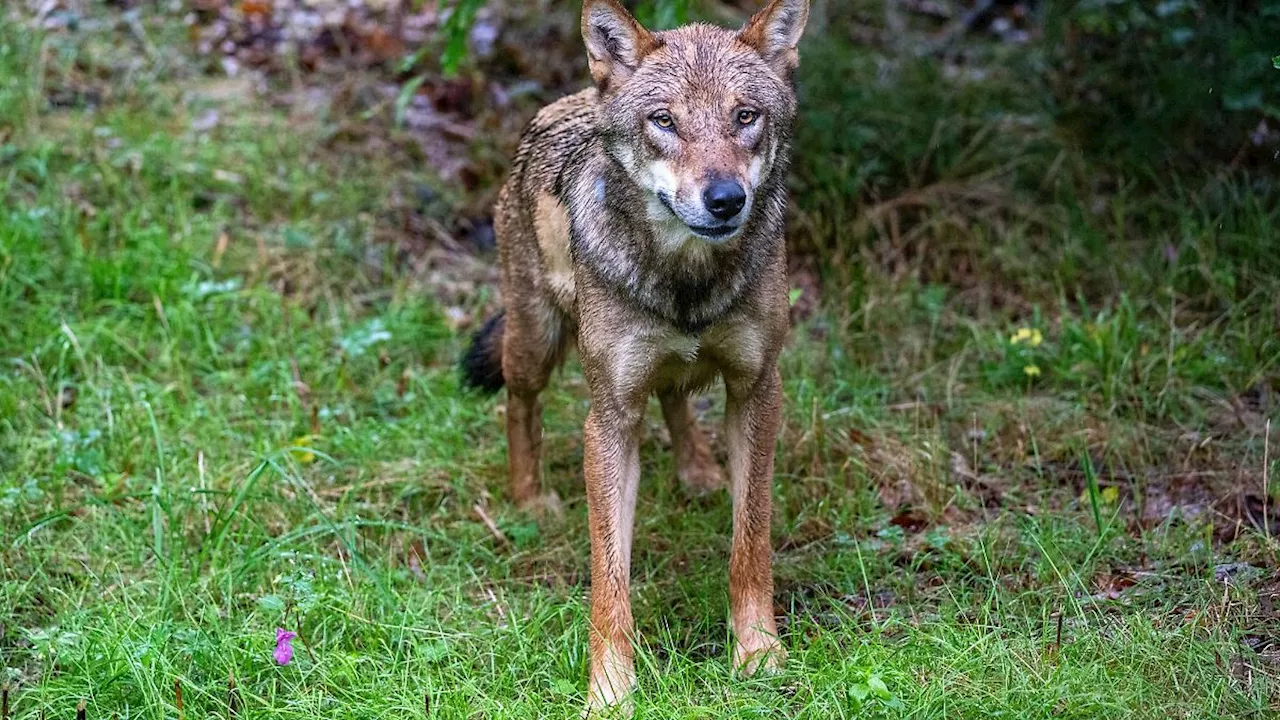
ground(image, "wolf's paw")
xmin=581 ymin=697 xmax=634 ymax=720
xmin=516 ymin=491 xmax=564 ymax=519
xmin=733 ymin=636 xmax=786 ymax=677
xmin=583 ymin=672 xmax=636 ymax=718
xmin=584 ymin=647 xmax=636 ymax=718
xmin=677 ymin=458 xmax=726 ymax=497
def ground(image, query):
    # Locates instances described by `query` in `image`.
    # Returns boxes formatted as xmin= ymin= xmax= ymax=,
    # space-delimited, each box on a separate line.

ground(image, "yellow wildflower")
xmin=1082 ymin=486 xmax=1122 ymax=507
xmin=1023 ymin=364 xmax=1041 ymax=377
xmin=1010 ymin=327 xmax=1043 ymax=347
xmin=290 ymin=435 xmax=318 ymax=464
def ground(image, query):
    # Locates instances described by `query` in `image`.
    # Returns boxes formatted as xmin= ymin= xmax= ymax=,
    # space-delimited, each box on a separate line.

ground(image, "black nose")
xmin=702 ymin=180 xmax=746 ymax=221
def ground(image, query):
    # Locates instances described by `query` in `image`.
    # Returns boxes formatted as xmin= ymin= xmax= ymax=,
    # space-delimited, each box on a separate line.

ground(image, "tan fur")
xmin=484 ymin=0 xmax=809 ymax=711
xmin=534 ymin=193 xmax=576 ymax=311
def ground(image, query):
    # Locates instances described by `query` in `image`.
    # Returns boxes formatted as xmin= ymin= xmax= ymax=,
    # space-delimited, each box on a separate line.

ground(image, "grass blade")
xmin=1082 ymin=452 xmax=1104 ymax=537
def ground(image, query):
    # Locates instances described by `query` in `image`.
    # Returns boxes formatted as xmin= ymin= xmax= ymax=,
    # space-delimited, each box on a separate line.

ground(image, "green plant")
xmin=634 ymin=0 xmax=691 ymax=30
xmin=438 ymin=0 xmax=488 ymax=75
xmin=1049 ymin=0 xmax=1280 ymax=178
xmin=3 ymin=4 xmax=1279 ymax=717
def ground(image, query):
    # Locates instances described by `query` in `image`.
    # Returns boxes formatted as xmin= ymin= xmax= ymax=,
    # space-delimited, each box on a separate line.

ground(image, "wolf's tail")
xmin=460 ymin=311 xmax=506 ymax=393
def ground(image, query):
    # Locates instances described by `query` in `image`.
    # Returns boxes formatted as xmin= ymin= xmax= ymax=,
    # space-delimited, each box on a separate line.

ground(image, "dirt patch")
xmin=185 ymin=0 xmax=584 ymax=195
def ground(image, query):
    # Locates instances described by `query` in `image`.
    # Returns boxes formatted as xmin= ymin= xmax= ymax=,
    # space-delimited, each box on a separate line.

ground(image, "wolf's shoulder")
xmin=530 ymin=88 xmax=599 ymax=129
xmin=515 ymin=88 xmax=599 ymax=158
xmin=510 ymin=88 xmax=601 ymax=198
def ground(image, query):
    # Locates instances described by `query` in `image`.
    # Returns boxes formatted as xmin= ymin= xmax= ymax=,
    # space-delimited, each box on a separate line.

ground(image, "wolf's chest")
xmin=631 ymin=320 xmax=769 ymax=395
xmin=642 ymin=330 xmax=716 ymax=394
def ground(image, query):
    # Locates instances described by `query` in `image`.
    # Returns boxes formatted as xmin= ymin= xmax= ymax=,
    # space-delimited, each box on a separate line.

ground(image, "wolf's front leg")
xmin=725 ymin=365 xmax=785 ymax=674
xmin=583 ymin=408 xmax=642 ymax=712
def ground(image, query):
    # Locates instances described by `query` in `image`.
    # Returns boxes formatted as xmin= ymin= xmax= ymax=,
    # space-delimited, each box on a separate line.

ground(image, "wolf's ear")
xmin=738 ymin=0 xmax=809 ymax=79
xmin=582 ymin=0 xmax=659 ymax=91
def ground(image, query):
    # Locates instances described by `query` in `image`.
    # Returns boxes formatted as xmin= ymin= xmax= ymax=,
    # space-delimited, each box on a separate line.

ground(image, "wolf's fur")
xmin=461 ymin=0 xmax=809 ymax=710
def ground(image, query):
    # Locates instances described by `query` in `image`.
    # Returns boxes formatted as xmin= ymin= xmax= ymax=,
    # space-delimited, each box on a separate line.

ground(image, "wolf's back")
xmin=460 ymin=88 xmax=599 ymax=393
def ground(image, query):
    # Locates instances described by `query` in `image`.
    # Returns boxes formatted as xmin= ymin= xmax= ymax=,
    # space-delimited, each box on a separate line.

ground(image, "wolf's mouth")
xmin=656 ymin=193 xmax=741 ymax=241
xmin=687 ymin=224 xmax=737 ymax=240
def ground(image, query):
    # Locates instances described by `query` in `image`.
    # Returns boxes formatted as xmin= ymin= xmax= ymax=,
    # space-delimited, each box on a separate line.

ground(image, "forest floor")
xmin=2 ymin=1 xmax=1278 ymax=717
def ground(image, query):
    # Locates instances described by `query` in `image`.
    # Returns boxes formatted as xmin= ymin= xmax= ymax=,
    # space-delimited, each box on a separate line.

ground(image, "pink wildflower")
xmin=274 ymin=628 xmax=297 ymax=665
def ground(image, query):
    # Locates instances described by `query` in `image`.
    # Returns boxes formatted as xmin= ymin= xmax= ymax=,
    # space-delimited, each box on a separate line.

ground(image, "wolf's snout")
xmin=703 ymin=180 xmax=747 ymax=221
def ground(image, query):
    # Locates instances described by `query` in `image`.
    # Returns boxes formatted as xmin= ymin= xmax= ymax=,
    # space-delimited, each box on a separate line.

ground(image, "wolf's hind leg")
xmin=501 ymin=303 xmax=566 ymax=516
xmin=659 ymin=390 xmax=726 ymax=495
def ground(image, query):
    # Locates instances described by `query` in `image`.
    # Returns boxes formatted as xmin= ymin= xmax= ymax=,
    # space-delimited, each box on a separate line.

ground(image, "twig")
xmin=15 ymin=357 xmax=57 ymax=427
xmin=885 ymin=401 xmax=930 ymax=412
xmin=199 ymin=450 xmax=212 ymax=536
xmin=2 ymin=683 xmax=9 ymax=720
xmin=212 ymin=232 xmax=229 ymax=268
xmin=1265 ymin=419 xmax=1272 ymax=542
xmin=75 ymin=701 xmax=85 ymax=720
xmin=175 ymin=678 xmax=184 ymax=720
xmin=295 ymin=629 xmax=319 ymax=666
xmin=1046 ymin=609 xmax=1064 ymax=660
xmin=152 ymin=294 xmax=170 ymax=333
xmin=485 ymin=586 xmax=508 ymax=621
xmin=228 ymin=673 xmax=239 ymax=718
xmin=473 ymin=503 xmax=509 ymax=547
xmin=424 ymin=691 xmax=431 ymax=716
xmin=289 ymin=354 xmax=311 ymax=401
xmin=971 ymin=411 xmax=979 ymax=485
xmin=282 ymin=296 xmax=312 ymax=409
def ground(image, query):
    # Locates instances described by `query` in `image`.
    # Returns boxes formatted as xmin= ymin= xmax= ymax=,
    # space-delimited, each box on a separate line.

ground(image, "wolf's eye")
xmin=651 ymin=112 xmax=675 ymax=131
xmin=736 ymin=109 xmax=759 ymax=126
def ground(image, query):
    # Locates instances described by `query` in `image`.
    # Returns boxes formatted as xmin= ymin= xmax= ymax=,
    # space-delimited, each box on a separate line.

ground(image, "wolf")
xmin=462 ymin=0 xmax=809 ymax=710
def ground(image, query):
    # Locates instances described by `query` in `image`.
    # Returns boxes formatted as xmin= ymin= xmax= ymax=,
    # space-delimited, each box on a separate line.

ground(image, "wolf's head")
xmin=582 ymin=0 xmax=809 ymax=246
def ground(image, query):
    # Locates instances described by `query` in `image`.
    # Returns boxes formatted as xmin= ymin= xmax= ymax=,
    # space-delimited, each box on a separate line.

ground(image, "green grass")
xmin=3 ymin=4 xmax=1279 ymax=719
